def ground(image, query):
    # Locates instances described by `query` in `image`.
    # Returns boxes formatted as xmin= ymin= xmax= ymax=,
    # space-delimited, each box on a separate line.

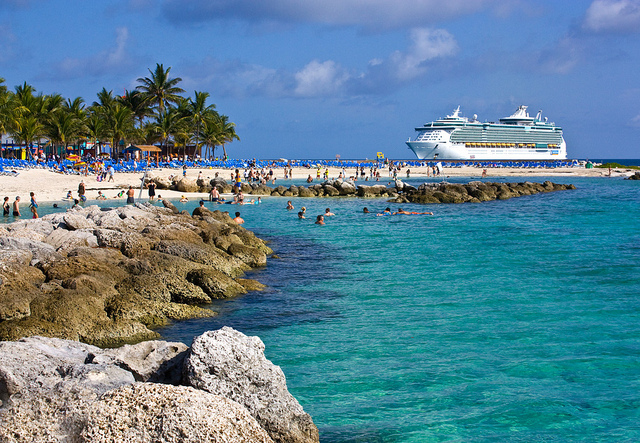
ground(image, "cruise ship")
xmin=406 ymin=106 xmax=567 ymax=161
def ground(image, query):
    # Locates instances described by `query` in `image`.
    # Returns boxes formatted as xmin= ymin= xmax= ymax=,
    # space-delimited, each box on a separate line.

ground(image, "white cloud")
xmin=583 ymin=0 xmax=640 ymax=33
xmin=183 ymin=27 xmax=457 ymax=99
xmin=49 ymin=27 xmax=135 ymax=79
xmin=630 ymin=113 xmax=640 ymax=127
xmin=389 ymin=28 xmax=458 ymax=81
xmin=535 ymin=36 xmax=583 ymax=75
xmin=294 ymin=60 xmax=349 ymax=97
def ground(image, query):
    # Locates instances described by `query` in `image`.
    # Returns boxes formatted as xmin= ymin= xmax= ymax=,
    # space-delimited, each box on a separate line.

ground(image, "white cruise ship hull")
xmin=406 ymin=105 xmax=568 ymax=161
xmin=406 ymin=141 xmax=567 ymax=161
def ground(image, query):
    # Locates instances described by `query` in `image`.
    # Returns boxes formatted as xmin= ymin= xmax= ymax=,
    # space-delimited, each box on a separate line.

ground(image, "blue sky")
xmin=1 ymin=0 xmax=639 ymax=159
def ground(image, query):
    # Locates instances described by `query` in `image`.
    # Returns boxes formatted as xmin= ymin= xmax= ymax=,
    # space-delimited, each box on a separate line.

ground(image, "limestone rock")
xmin=91 ymin=340 xmax=189 ymax=384
xmin=63 ymin=213 xmax=96 ymax=231
xmin=184 ymin=327 xmax=320 ymax=443
xmin=187 ymin=268 xmax=247 ymax=299
xmin=177 ymin=178 xmax=199 ymax=193
xmin=82 ymin=383 xmax=274 ymax=443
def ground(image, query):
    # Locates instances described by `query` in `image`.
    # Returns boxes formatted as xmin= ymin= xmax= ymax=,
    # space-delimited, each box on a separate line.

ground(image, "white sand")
xmin=0 ymin=164 xmax=630 ymax=204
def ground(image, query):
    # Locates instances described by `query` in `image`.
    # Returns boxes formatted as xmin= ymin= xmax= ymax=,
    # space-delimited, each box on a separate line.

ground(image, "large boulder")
xmin=176 ymin=178 xmax=198 ymax=193
xmin=82 ymin=383 xmax=274 ymax=443
xmin=184 ymin=327 xmax=319 ymax=443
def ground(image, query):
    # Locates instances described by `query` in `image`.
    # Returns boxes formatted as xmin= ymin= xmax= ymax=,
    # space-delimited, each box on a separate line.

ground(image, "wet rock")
xmin=0 ymin=203 xmax=271 ymax=346
xmin=187 ymin=268 xmax=247 ymax=299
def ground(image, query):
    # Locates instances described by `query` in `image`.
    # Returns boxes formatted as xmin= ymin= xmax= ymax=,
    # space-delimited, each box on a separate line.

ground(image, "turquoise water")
xmin=4 ymin=175 xmax=640 ymax=441
xmin=157 ymin=176 xmax=640 ymax=442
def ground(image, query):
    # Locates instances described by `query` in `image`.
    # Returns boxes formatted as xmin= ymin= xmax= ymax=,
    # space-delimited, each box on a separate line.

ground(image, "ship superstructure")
xmin=406 ymin=106 xmax=567 ymax=160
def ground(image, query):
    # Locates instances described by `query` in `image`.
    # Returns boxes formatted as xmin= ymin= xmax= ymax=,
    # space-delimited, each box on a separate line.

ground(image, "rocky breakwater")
xmin=391 ymin=180 xmax=576 ymax=204
xmin=0 ymin=327 xmax=319 ymax=442
xmin=0 ymin=202 xmax=272 ymax=347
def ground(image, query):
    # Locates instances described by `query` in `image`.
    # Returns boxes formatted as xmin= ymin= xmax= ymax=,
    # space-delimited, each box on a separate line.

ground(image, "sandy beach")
xmin=0 ymin=164 xmax=631 ymax=204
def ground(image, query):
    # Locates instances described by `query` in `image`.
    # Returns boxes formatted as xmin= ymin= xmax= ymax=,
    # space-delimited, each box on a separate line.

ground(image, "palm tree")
xmin=152 ymin=107 xmax=186 ymax=157
xmin=214 ymin=114 xmax=239 ymax=160
xmin=103 ymin=104 xmax=134 ymax=158
xmin=85 ymin=112 xmax=107 ymax=156
xmin=199 ymin=118 xmax=221 ymax=159
xmin=118 ymin=89 xmax=153 ymax=126
xmin=0 ymin=77 xmax=15 ymax=158
xmin=188 ymin=91 xmax=216 ymax=158
xmin=44 ymin=109 xmax=85 ymax=157
xmin=10 ymin=115 xmax=43 ymax=158
xmin=136 ymin=63 xmax=185 ymax=113
xmin=93 ymin=88 xmax=117 ymax=110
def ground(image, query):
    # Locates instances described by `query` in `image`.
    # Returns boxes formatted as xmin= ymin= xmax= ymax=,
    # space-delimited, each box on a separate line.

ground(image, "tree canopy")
xmin=0 ymin=64 xmax=239 ymax=159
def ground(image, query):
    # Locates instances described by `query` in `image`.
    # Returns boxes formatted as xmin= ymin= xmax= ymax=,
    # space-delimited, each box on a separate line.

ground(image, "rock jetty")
xmin=175 ymin=175 xmax=575 ymax=203
xmin=0 ymin=202 xmax=272 ymax=347
xmin=0 ymin=327 xmax=319 ymax=443
xmin=392 ymin=180 xmax=576 ymax=204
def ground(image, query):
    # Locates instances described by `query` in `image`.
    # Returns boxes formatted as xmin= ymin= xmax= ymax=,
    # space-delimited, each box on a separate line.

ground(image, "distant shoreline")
xmin=0 ymin=163 xmax=637 ymax=204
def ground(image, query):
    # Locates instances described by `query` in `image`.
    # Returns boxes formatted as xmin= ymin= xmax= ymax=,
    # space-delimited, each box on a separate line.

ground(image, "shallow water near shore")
xmin=4 ymin=175 xmax=640 ymax=441
xmin=155 ymin=176 xmax=640 ymax=442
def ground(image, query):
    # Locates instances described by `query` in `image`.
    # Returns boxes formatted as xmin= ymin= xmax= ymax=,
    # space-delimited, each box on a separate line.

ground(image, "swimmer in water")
xmin=393 ymin=208 xmax=433 ymax=215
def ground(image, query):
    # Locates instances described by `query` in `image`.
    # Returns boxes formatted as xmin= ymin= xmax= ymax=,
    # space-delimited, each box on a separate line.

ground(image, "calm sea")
xmin=159 ymin=174 xmax=640 ymax=442
xmin=3 ymin=170 xmax=640 ymax=442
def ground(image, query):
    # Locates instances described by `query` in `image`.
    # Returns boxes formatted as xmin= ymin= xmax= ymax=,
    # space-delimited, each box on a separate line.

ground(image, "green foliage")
xmin=596 ymin=162 xmax=640 ymax=170
xmin=0 ymin=64 xmax=239 ymax=158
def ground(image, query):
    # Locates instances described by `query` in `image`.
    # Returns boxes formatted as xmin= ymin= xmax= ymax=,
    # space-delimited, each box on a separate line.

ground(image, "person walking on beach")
xmin=108 ymin=165 xmax=115 ymax=182
xmin=3 ymin=197 xmax=9 ymax=216
xmin=147 ymin=180 xmax=156 ymax=201
xmin=233 ymin=211 xmax=244 ymax=224
xmin=12 ymin=196 xmax=20 ymax=217
xmin=29 ymin=192 xmax=38 ymax=219
xmin=126 ymin=186 xmax=135 ymax=204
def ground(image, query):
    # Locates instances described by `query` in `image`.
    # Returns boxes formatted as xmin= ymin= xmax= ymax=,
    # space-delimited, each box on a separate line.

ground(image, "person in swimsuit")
xmin=376 ymin=207 xmax=392 ymax=216
xmin=12 ymin=196 xmax=20 ymax=217
xmin=29 ymin=192 xmax=38 ymax=219
xmin=126 ymin=186 xmax=135 ymax=204
xmin=3 ymin=197 xmax=9 ymax=216
xmin=210 ymin=187 xmax=220 ymax=202
xmin=324 ymin=208 xmax=335 ymax=216
xmin=315 ymin=214 xmax=325 ymax=225
xmin=147 ymin=180 xmax=156 ymax=201
xmin=393 ymin=208 xmax=433 ymax=215
xmin=286 ymin=201 xmax=294 ymax=210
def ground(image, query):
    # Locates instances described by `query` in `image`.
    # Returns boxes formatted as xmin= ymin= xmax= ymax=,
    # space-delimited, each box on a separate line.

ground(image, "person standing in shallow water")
xmin=147 ymin=180 xmax=156 ymax=201
xmin=12 ymin=196 xmax=20 ymax=217
xmin=126 ymin=186 xmax=135 ymax=204
xmin=78 ymin=181 xmax=85 ymax=200
xmin=29 ymin=192 xmax=38 ymax=219
xmin=3 ymin=197 xmax=9 ymax=216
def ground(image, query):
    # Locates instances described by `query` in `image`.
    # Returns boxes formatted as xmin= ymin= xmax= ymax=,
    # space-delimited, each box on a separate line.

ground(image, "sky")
xmin=1 ymin=0 xmax=639 ymax=160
